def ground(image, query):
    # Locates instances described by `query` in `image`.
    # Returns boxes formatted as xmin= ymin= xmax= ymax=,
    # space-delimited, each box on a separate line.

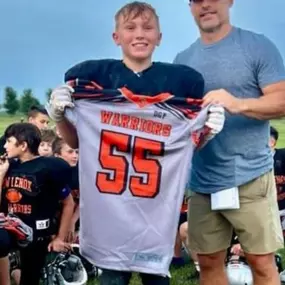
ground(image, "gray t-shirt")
xmin=174 ymin=26 xmax=285 ymax=194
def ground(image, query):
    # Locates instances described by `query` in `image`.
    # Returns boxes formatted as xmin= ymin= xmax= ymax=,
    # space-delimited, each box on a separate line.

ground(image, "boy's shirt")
xmin=65 ymin=59 xmax=204 ymax=99
xmin=0 ymin=156 xmax=71 ymax=238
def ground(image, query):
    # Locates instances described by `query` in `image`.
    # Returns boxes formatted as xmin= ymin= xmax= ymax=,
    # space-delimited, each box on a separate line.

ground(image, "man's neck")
xmin=19 ymin=152 xmax=38 ymax=163
xmin=200 ymin=24 xmax=233 ymax=45
xmin=123 ymin=57 xmax=152 ymax=73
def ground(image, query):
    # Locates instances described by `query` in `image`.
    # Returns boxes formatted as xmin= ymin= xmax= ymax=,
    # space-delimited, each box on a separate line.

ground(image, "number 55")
xmin=96 ymin=130 xmax=165 ymax=198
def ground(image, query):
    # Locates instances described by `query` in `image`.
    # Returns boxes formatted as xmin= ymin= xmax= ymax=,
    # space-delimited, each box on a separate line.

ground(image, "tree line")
xmin=2 ymin=87 xmax=52 ymax=115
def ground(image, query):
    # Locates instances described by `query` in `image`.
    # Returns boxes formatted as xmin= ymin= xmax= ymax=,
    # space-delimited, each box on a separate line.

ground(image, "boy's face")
xmin=28 ymin=113 xmax=49 ymax=130
xmin=56 ymin=143 xmax=78 ymax=166
xmin=4 ymin=137 xmax=25 ymax=158
xmin=38 ymin=141 xmax=53 ymax=157
xmin=113 ymin=11 xmax=161 ymax=64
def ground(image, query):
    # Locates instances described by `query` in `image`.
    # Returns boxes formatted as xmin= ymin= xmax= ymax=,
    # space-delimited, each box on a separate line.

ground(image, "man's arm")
xmin=238 ymin=81 xmax=285 ymax=120
xmin=203 ymin=35 xmax=285 ymax=119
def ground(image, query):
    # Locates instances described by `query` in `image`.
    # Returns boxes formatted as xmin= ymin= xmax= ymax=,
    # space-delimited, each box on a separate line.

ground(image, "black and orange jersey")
xmin=65 ymin=59 xmax=204 ymax=99
xmin=0 ymin=156 xmax=71 ymax=237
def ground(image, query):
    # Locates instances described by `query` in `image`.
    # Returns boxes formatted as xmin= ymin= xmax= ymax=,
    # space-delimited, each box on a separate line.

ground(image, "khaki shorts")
xmin=188 ymin=170 xmax=284 ymax=254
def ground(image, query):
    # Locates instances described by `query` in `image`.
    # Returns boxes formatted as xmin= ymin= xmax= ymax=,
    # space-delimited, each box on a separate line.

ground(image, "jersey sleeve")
xmin=48 ymin=158 xmax=72 ymax=199
xmin=250 ymin=35 xmax=285 ymax=88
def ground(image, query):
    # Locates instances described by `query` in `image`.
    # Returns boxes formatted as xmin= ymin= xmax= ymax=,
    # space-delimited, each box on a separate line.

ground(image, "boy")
xmin=0 ymin=123 xmax=74 ymax=285
xmin=52 ymin=136 xmax=79 ymax=241
xmin=52 ymin=137 xmax=78 ymax=167
xmin=0 ymin=105 xmax=50 ymax=155
xmin=46 ymin=2 xmax=225 ymax=284
xmin=38 ymin=129 xmax=57 ymax=157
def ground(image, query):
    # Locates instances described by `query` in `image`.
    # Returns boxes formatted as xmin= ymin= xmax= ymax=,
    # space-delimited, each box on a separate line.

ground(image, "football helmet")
xmin=41 ymin=252 xmax=88 ymax=285
xmin=226 ymin=255 xmax=253 ymax=285
xmin=71 ymin=243 xmax=102 ymax=278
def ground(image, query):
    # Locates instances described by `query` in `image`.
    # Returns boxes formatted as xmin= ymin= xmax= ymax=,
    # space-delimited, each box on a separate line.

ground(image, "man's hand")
xmin=48 ymin=236 xmax=70 ymax=252
xmin=45 ymin=85 xmax=75 ymax=122
xmin=0 ymin=154 xmax=9 ymax=179
xmin=203 ymin=89 xmax=245 ymax=114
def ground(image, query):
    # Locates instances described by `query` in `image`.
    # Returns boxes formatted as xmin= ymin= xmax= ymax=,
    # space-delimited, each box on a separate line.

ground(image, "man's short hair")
xmin=4 ymin=123 xmax=41 ymax=155
xmin=27 ymin=105 xmax=48 ymax=118
xmin=41 ymin=129 xmax=57 ymax=144
xmin=115 ymin=1 xmax=159 ymax=28
xmin=52 ymin=137 xmax=65 ymax=155
xmin=270 ymin=126 xmax=279 ymax=141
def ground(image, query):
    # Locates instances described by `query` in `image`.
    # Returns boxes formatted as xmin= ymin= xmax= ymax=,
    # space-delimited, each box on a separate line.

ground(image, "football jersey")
xmin=66 ymin=81 xmax=211 ymax=276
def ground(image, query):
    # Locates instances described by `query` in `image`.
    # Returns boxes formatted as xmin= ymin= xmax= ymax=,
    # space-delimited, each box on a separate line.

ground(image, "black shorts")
xmin=0 ymin=228 xmax=50 ymax=285
xmin=178 ymin=212 xmax=187 ymax=228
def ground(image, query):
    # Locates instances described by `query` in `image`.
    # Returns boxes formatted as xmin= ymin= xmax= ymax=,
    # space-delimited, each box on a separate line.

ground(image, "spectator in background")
xmin=38 ymin=129 xmax=57 ymax=157
xmin=270 ymin=126 xmax=285 ymax=237
xmin=52 ymin=137 xmax=78 ymax=167
xmin=0 ymin=105 xmax=50 ymax=155
xmin=174 ymin=0 xmax=285 ymax=284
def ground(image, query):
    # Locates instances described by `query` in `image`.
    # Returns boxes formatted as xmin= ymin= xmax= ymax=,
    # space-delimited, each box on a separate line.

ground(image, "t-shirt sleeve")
xmin=252 ymin=35 xmax=285 ymax=89
xmin=49 ymin=158 xmax=72 ymax=199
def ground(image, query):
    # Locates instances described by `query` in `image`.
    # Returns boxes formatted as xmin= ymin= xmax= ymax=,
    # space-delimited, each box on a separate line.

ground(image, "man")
xmin=173 ymin=0 xmax=285 ymax=284
xmin=0 ymin=123 xmax=74 ymax=285
xmin=46 ymin=2 xmax=225 ymax=284
xmin=0 ymin=105 xmax=50 ymax=155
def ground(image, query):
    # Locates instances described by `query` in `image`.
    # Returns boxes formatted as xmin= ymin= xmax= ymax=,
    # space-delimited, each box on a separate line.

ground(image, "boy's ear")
xmin=156 ymin=32 xmax=162 ymax=46
xmin=20 ymin=141 xmax=28 ymax=152
xmin=112 ymin=32 xmax=120 ymax=46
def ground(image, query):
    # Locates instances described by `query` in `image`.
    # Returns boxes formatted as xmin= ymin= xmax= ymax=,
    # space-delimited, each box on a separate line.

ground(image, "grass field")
xmin=1 ymin=114 xmax=284 ymax=284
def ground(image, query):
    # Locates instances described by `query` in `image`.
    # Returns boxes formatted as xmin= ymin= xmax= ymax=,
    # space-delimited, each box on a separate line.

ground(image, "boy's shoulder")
xmin=64 ymin=59 xmax=123 ymax=83
xmin=152 ymin=61 xmax=203 ymax=77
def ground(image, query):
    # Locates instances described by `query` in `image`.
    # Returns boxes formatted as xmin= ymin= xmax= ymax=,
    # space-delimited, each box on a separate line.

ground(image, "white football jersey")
xmin=66 ymin=85 xmax=210 ymax=276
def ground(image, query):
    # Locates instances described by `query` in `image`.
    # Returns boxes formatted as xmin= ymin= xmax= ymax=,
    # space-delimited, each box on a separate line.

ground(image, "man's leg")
xmin=99 ymin=269 xmax=132 ymax=285
xmin=223 ymin=170 xmax=283 ymax=285
xmin=188 ymin=193 xmax=233 ymax=285
xmin=140 ymin=273 xmax=169 ymax=285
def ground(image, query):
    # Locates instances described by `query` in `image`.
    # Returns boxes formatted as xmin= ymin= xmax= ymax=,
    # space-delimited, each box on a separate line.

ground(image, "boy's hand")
xmin=0 ymin=154 xmax=9 ymax=178
xmin=48 ymin=236 xmax=70 ymax=252
xmin=45 ymin=85 xmax=75 ymax=122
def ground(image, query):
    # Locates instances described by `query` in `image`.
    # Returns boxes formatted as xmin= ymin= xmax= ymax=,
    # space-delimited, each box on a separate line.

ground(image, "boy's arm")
xmin=56 ymin=119 xmax=79 ymax=149
xmin=57 ymin=193 xmax=74 ymax=241
xmin=45 ymin=85 xmax=79 ymax=149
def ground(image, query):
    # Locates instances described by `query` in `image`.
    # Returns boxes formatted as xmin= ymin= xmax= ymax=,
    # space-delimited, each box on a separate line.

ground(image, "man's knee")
xmin=198 ymin=250 xmax=227 ymax=270
xmin=245 ymin=253 xmax=277 ymax=276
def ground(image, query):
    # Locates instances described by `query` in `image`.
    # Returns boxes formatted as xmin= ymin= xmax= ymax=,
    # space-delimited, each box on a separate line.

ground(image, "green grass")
xmin=0 ymin=114 xmax=284 ymax=284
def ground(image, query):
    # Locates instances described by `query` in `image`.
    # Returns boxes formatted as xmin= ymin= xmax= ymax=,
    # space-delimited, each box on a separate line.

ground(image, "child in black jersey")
xmin=0 ymin=123 xmax=74 ymax=285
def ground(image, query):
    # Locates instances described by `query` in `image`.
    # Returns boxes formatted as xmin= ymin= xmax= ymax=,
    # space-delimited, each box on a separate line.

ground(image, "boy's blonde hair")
xmin=115 ymin=1 xmax=159 ymax=28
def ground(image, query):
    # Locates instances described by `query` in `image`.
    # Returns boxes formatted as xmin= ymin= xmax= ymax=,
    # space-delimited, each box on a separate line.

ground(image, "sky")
xmin=0 ymin=0 xmax=284 ymax=103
